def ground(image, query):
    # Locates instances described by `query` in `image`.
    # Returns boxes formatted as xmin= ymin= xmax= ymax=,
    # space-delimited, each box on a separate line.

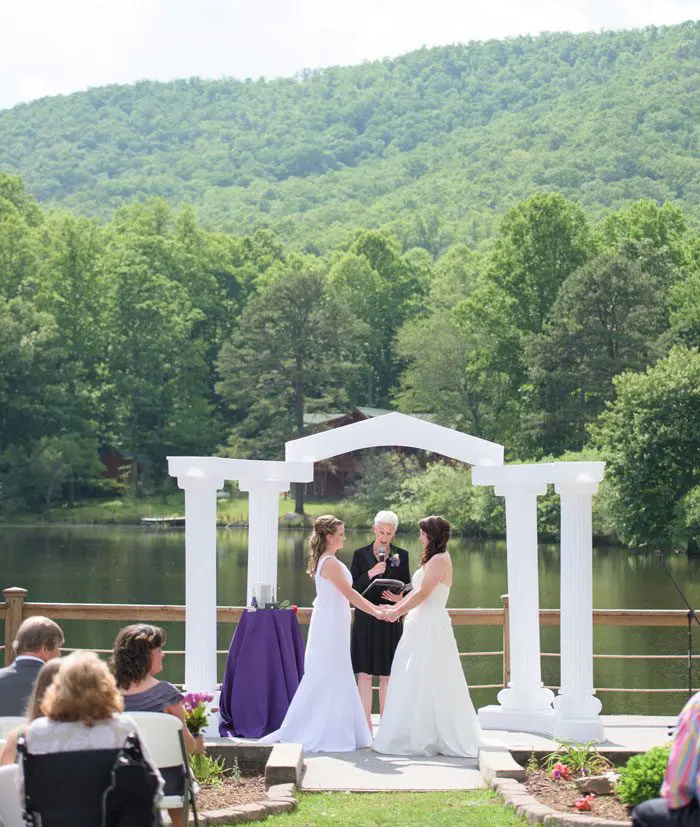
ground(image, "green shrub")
xmin=669 ymin=484 xmax=700 ymax=552
xmin=392 ymin=461 xmax=504 ymax=536
xmin=348 ymin=451 xmax=420 ymax=513
xmin=617 ymin=746 xmax=670 ymax=808
xmin=330 ymin=500 xmax=374 ymax=529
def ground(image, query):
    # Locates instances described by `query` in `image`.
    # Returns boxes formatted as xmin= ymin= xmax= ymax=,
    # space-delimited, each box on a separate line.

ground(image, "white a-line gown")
xmin=373 ymin=561 xmax=484 ymax=757
xmin=258 ymin=553 xmax=372 ymax=752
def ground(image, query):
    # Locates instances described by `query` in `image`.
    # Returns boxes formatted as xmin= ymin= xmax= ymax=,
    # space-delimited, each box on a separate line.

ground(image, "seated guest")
xmin=0 ymin=617 xmax=64 ymax=715
xmin=111 ymin=624 xmax=203 ymax=827
xmin=25 ymin=651 xmax=162 ymax=782
xmin=0 ymin=658 xmax=62 ymax=765
xmin=632 ymin=691 xmax=700 ymax=827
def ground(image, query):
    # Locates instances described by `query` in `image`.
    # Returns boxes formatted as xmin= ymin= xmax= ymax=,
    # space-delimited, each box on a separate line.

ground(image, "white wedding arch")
xmin=168 ymin=412 xmax=605 ymax=741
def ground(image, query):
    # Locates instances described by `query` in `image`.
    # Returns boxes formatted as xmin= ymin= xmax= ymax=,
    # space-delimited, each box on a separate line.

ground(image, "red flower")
xmin=575 ymin=795 xmax=595 ymax=812
xmin=552 ymin=763 xmax=571 ymax=781
xmin=292 ymin=605 xmax=298 ymax=615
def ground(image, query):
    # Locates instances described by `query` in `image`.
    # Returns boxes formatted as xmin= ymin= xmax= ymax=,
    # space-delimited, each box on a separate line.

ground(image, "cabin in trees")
xmin=302 ymin=407 xmax=434 ymax=497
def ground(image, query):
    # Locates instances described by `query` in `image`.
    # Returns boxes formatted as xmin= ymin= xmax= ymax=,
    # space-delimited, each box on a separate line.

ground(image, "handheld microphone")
xmin=378 ymin=545 xmax=386 ymax=563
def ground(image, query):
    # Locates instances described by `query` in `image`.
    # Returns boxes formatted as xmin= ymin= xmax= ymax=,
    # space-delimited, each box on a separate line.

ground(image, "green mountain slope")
xmin=0 ymin=22 xmax=698 ymax=251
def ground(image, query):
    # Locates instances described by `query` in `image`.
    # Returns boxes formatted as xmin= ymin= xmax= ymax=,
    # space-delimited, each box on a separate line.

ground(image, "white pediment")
xmin=285 ymin=412 xmax=504 ymax=467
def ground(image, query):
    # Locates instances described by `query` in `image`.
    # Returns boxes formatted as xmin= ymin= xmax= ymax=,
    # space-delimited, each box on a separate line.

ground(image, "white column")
xmin=478 ymin=482 xmax=555 ymax=734
xmin=177 ymin=471 xmax=223 ymax=694
xmin=553 ymin=481 xmax=604 ymax=742
xmin=239 ymin=479 xmax=289 ymax=606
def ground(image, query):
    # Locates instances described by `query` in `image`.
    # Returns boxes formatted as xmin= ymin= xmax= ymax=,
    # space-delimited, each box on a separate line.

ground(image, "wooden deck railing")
xmin=2 ymin=587 xmax=697 ymax=695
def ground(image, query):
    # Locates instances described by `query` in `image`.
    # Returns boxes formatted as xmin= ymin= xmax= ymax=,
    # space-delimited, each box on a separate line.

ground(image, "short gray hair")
xmin=373 ymin=510 xmax=399 ymax=529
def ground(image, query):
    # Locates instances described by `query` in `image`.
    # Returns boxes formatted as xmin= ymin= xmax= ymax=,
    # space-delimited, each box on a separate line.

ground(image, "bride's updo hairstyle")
xmin=307 ymin=514 xmax=343 ymax=577
xmin=419 ymin=515 xmax=451 ymax=566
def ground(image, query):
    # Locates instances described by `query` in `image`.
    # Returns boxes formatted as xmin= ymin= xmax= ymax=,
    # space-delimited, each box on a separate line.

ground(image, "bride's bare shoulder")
xmin=425 ymin=553 xmax=449 ymax=571
xmin=319 ymin=554 xmax=341 ymax=578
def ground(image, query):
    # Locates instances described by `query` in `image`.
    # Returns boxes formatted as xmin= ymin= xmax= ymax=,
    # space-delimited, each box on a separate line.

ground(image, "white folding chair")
xmin=0 ymin=717 xmax=25 ymax=738
xmin=126 ymin=711 xmax=198 ymax=825
xmin=0 ymin=763 xmax=24 ymax=827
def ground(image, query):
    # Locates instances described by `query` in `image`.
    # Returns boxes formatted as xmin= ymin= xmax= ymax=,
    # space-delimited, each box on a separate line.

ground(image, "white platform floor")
xmin=490 ymin=714 xmax=674 ymax=753
xmin=299 ymin=714 xmax=674 ymax=792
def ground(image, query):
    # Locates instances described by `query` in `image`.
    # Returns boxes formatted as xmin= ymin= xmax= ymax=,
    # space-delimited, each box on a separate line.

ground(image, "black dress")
xmin=350 ymin=543 xmax=411 ymax=676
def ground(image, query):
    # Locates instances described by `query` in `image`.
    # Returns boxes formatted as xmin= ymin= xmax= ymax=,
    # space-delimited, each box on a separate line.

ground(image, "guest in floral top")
xmin=632 ymin=691 xmax=700 ymax=827
xmin=111 ymin=624 xmax=203 ymax=827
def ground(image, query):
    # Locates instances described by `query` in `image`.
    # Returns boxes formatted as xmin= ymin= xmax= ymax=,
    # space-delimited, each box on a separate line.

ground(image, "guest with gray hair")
xmin=350 ymin=509 xmax=411 ymax=730
xmin=0 ymin=616 xmax=64 ymax=715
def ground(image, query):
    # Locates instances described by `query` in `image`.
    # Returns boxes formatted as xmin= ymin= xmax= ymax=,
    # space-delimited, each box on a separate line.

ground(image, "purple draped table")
xmin=219 ymin=608 xmax=305 ymax=738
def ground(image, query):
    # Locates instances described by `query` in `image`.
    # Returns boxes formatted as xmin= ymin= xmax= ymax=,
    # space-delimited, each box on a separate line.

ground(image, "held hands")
xmin=369 ymin=561 xmax=387 ymax=578
xmin=384 ymin=606 xmax=402 ymax=623
xmin=375 ymin=606 xmax=401 ymax=623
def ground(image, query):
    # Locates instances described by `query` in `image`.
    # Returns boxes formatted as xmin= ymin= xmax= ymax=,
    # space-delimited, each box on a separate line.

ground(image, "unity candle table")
xmin=218 ymin=608 xmax=305 ymax=738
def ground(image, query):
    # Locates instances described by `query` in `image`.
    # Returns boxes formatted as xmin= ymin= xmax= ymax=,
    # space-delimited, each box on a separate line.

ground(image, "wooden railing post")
xmin=501 ymin=594 xmax=511 ymax=688
xmin=3 ymin=587 xmax=28 ymax=666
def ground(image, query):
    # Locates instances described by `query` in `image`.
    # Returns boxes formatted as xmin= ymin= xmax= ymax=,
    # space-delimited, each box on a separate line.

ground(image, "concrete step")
xmin=301 ymin=748 xmax=485 ymax=791
xmin=478 ymin=747 xmax=526 ymax=782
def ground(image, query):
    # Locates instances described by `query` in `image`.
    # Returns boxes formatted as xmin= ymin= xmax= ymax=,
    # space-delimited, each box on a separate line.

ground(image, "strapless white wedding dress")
xmin=258 ymin=553 xmax=371 ymax=752
xmin=373 ymin=562 xmax=484 ymax=757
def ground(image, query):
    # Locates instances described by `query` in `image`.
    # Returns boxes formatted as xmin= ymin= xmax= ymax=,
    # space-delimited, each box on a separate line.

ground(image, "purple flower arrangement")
xmin=183 ymin=691 xmax=216 ymax=736
xmin=388 ymin=552 xmax=401 ymax=568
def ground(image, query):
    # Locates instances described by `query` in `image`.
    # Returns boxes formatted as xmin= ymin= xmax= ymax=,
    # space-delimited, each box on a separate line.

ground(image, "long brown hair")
xmin=419 ymin=515 xmax=451 ymax=566
xmin=25 ymin=658 xmax=62 ymax=721
xmin=307 ymin=515 xmax=343 ymax=577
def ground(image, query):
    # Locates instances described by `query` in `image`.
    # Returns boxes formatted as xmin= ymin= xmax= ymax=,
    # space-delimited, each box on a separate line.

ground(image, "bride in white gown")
xmin=373 ymin=515 xmax=484 ymax=758
xmin=259 ymin=515 xmax=382 ymax=752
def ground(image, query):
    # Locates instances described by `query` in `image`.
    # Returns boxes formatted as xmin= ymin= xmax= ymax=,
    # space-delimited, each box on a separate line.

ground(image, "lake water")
xmin=2 ymin=524 xmax=699 ymax=715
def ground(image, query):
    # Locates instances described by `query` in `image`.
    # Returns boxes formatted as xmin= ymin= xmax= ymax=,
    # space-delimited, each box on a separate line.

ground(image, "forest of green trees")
xmin=0 ymin=23 xmax=698 ymax=252
xmin=0 ymin=22 xmax=699 ymax=549
xmin=1 ymin=170 xmax=699 ymax=549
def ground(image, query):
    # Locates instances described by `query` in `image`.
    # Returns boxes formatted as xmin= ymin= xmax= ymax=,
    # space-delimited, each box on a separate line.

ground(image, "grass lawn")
xmin=247 ymin=790 xmax=525 ymax=826
xmin=10 ymin=492 xmax=359 ymax=526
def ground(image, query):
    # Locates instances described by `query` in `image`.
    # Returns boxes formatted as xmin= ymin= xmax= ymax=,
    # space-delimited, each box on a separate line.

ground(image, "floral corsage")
xmin=388 ymin=552 xmax=401 ymax=568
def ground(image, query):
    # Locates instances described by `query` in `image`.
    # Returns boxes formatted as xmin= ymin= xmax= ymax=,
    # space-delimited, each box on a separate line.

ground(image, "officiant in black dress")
xmin=350 ymin=510 xmax=411 ymax=729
